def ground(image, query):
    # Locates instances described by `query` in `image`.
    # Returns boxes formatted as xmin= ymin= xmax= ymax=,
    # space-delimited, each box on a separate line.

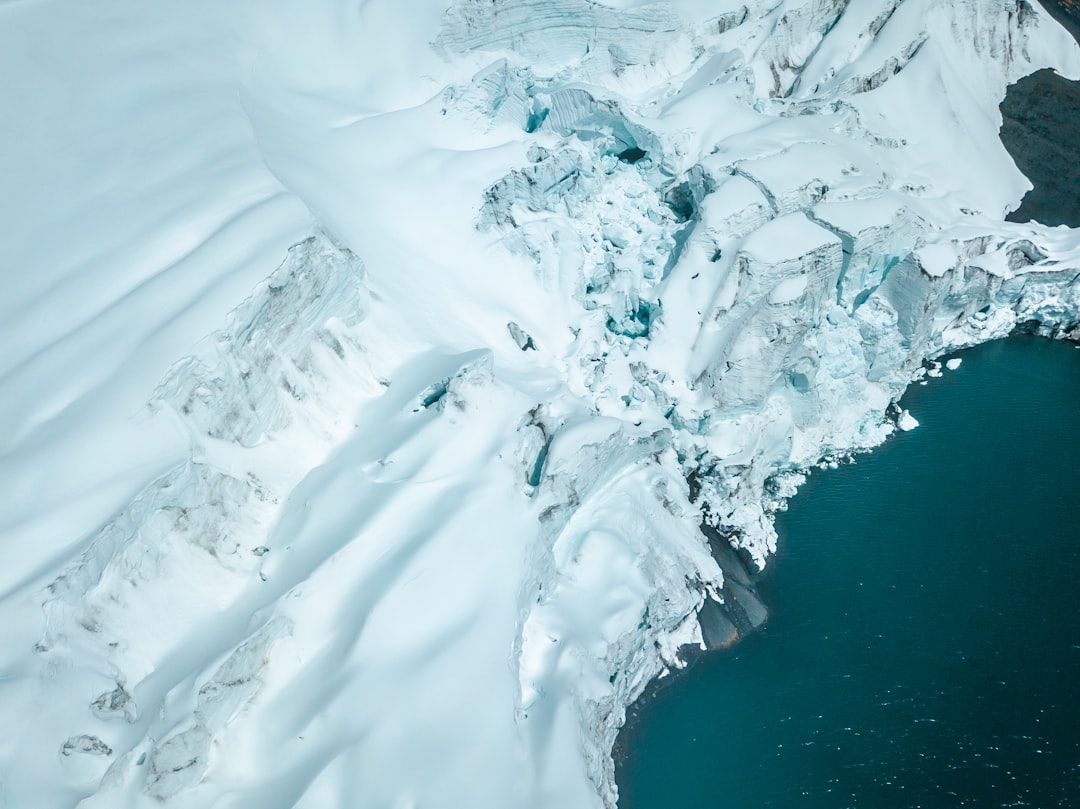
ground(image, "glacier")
xmin=1 ymin=0 xmax=1079 ymax=807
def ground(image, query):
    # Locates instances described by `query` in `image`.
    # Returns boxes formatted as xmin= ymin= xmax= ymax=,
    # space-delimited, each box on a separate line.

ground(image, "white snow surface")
xmin=3 ymin=0 xmax=1080 ymax=807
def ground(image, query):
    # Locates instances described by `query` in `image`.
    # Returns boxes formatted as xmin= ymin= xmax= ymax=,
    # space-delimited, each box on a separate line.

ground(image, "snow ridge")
xmin=2 ymin=1 xmax=1080 ymax=808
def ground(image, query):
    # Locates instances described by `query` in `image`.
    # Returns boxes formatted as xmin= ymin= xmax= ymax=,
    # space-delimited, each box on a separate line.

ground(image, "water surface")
xmin=616 ymin=336 xmax=1080 ymax=808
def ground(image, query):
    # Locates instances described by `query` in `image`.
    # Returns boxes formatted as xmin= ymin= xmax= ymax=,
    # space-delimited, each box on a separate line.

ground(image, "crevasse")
xmin=2 ymin=1 xmax=1079 ymax=808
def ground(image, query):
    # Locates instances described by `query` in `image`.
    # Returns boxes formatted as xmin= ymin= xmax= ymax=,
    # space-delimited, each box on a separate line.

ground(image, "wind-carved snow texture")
xmin=3 ymin=1 xmax=1080 ymax=808
xmin=24 ymin=233 xmax=381 ymax=805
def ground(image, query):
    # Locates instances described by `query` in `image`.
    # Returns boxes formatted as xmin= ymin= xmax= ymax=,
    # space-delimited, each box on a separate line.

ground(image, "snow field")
xmin=2 ymin=1 xmax=1080 ymax=807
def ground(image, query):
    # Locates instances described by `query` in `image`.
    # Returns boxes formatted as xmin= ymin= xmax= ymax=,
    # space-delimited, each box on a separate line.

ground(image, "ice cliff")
xmin=2 ymin=1 xmax=1080 ymax=807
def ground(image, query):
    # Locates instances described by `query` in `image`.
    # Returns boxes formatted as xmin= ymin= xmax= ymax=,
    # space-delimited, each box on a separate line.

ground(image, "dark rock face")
xmin=1002 ymin=2 xmax=1080 ymax=226
xmin=1034 ymin=0 xmax=1080 ymax=42
xmin=697 ymin=525 xmax=769 ymax=650
xmin=697 ymin=598 xmax=739 ymax=649
xmin=1001 ymin=68 xmax=1080 ymax=226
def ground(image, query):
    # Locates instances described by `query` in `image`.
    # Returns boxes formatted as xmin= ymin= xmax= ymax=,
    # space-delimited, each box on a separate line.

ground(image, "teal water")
xmin=616 ymin=335 xmax=1080 ymax=808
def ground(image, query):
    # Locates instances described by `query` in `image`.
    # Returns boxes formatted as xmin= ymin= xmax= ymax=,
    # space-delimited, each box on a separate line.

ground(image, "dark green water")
xmin=616 ymin=335 xmax=1080 ymax=808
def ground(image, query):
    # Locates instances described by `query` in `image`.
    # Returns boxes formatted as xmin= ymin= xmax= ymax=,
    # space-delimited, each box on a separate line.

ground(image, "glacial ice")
xmin=2 ymin=0 xmax=1080 ymax=807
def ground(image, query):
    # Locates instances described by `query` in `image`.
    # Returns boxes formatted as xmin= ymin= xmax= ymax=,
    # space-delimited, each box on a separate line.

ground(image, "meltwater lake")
xmin=617 ymin=335 xmax=1080 ymax=808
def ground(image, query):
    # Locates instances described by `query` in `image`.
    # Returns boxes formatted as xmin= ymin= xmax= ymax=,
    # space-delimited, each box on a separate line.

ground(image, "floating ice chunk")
xmin=946 ymin=358 xmax=962 ymax=371
xmin=897 ymin=410 xmax=919 ymax=431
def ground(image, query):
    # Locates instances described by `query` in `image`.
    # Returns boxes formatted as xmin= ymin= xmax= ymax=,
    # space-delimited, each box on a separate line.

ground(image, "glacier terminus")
xmin=1 ymin=0 xmax=1079 ymax=807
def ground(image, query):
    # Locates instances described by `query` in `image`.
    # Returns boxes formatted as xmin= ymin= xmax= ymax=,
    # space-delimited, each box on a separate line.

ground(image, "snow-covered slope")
xmin=2 ymin=1 xmax=1079 ymax=807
